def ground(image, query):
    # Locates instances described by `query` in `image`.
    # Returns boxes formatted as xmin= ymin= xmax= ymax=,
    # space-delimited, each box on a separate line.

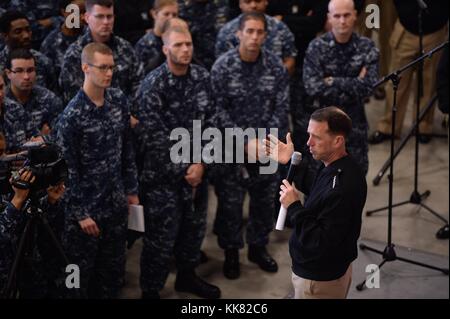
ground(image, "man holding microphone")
xmin=264 ymin=106 xmax=367 ymax=299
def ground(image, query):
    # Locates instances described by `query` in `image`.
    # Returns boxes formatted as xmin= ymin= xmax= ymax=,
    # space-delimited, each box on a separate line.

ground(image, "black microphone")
xmin=276 ymin=151 xmax=302 ymax=230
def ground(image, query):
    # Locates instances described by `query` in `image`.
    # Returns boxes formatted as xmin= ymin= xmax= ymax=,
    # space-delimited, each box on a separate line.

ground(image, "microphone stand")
xmin=356 ymin=40 xmax=449 ymax=292
xmin=368 ymin=3 xmax=449 ymax=239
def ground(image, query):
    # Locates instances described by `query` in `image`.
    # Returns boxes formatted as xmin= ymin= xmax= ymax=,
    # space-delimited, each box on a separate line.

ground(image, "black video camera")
xmin=0 ymin=143 xmax=67 ymax=195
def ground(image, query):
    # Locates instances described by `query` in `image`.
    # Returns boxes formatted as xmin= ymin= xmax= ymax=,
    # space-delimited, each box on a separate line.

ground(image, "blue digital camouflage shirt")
xmin=303 ymin=32 xmax=379 ymax=174
xmin=7 ymin=85 xmax=64 ymax=132
xmin=54 ymin=88 xmax=138 ymax=221
xmin=134 ymin=31 xmax=165 ymax=76
xmin=1 ymin=97 xmax=36 ymax=153
xmin=132 ymin=62 xmax=217 ymax=185
xmin=303 ymin=32 xmax=379 ymax=117
xmin=211 ymin=48 xmax=289 ymax=137
xmin=40 ymin=27 xmax=82 ymax=79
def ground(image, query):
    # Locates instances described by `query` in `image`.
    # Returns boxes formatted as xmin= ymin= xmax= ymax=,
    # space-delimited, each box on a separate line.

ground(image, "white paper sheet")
xmin=128 ymin=204 xmax=145 ymax=232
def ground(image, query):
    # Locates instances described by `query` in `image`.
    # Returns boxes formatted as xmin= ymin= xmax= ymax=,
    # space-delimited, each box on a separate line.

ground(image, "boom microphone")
xmin=0 ymin=151 xmax=28 ymax=162
xmin=21 ymin=140 xmax=46 ymax=150
xmin=276 ymin=151 xmax=302 ymax=231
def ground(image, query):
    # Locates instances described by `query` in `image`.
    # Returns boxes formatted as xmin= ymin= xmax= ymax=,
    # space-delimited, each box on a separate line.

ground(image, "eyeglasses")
xmin=9 ymin=67 xmax=36 ymax=74
xmin=87 ymin=63 xmax=116 ymax=73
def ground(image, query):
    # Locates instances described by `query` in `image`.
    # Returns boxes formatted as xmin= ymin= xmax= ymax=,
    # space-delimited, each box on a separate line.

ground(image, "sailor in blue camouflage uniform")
xmin=178 ymin=0 xmax=229 ymax=70
xmin=135 ymin=0 xmax=178 ymax=75
xmin=0 ymin=72 xmax=36 ymax=153
xmin=210 ymin=12 xmax=289 ymax=279
xmin=40 ymin=0 xmax=86 ymax=82
xmin=55 ymin=42 xmax=139 ymax=299
xmin=8 ymin=0 xmax=62 ymax=49
xmin=6 ymin=48 xmax=63 ymax=136
xmin=0 ymin=11 xmax=57 ymax=92
xmin=133 ymin=26 xmax=221 ymax=299
xmin=59 ymin=0 xmax=143 ymax=103
xmin=215 ymin=0 xmax=297 ymax=75
xmin=303 ymin=0 xmax=379 ymax=175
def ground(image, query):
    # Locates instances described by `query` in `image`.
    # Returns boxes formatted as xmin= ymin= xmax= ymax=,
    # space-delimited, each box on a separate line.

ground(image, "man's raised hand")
xmin=262 ymin=132 xmax=294 ymax=165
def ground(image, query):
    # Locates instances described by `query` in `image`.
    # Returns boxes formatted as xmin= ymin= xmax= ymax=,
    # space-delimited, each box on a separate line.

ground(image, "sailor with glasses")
xmin=55 ymin=42 xmax=139 ymax=299
xmin=5 ymin=48 xmax=63 ymax=136
xmin=59 ymin=0 xmax=144 ymax=103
